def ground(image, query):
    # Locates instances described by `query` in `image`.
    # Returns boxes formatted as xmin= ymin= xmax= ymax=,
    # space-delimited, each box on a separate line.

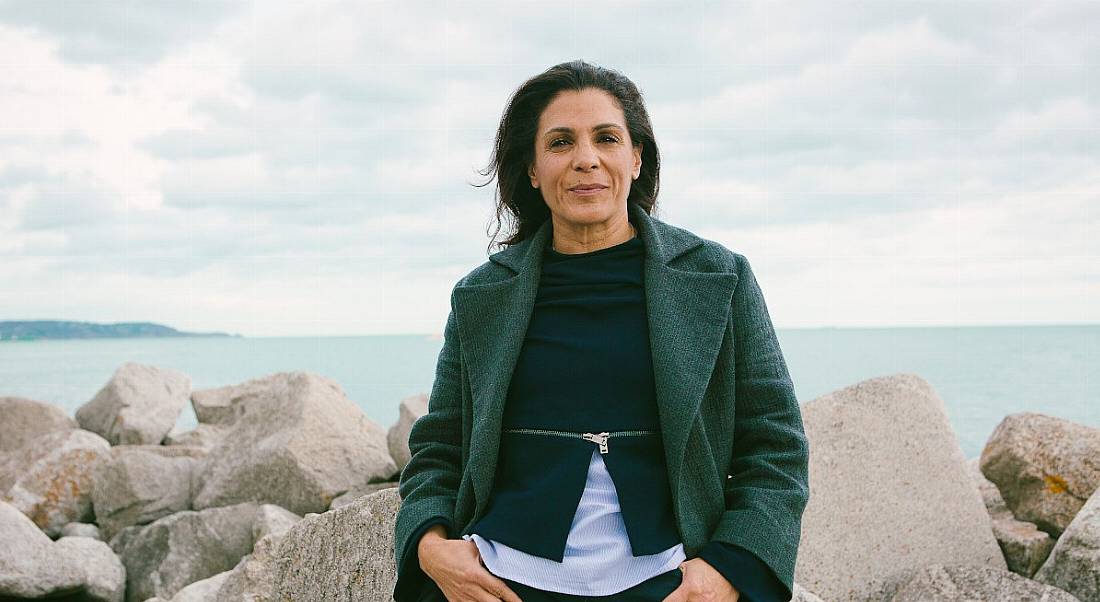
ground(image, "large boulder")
xmin=967 ymin=457 xmax=1055 ymax=577
xmin=0 ymin=500 xmax=125 ymax=601
xmin=795 ymin=374 xmax=1006 ymax=601
xmin=91 ymin=445 xmax=208 ymax=539
xmin=889 ymin=563 xmax=1080 ymax=601
xmin=329 ymin=482 xmax=398 ymax=510
xmin=145 ymin=570 xmax=231 ymax=602
xmin=0 ymin=396 xmax=76 ymax=453
xmin=75 ymin=362 xmax=191 ymax=445
xmin=110 ymin=502 xmax=258 ymax=602
xmin=387 ymin=393 xmax=428 ymax=471
xmin=165 ymin=423 xmax=229 ymax=450
xmin=273 ymin=487 xmax=401 ymax=601
xmin=980 ymin=412 xmax=1100 ymax=538
xmin=192 ymin=372 xmax=396 ymax=515
xmin=0 ymin=428 xmax=111 ymax=536
xmin=1033 ymin=486 xmax=1100 ymax=602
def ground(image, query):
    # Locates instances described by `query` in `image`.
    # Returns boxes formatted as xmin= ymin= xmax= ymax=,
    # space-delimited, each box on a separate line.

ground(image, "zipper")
xmin=502 ymin=427 xmax=657 ymax=454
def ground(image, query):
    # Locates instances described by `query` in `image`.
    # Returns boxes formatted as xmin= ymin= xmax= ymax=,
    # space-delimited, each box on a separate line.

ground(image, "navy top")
xmin=399 ymin=228 xmax=790 ymax=601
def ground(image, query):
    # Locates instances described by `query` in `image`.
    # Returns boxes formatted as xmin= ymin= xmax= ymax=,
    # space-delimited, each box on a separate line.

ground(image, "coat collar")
xmin=454 ymin=202 xmax=740 ymax=518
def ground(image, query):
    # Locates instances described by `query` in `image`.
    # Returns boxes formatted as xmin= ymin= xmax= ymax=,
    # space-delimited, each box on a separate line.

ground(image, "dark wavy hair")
xmin=476 ymin=60 xmax=661 ymax=252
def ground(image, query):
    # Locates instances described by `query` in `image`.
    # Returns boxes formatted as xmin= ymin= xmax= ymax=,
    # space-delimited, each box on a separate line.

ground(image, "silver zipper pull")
xmin=582 ymin=431 xmax=610 ymax=454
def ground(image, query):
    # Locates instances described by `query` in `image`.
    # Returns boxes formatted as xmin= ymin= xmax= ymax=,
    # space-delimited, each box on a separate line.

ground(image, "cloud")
xmin=1 ymin=2 xmax=1096 ymax=334
xmin=0 ymin=0 xmax=240 ymax=65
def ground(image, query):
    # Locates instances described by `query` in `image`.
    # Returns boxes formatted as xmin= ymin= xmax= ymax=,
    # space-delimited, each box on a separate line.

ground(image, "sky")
xmin=0 ymin=0 xmax=1096 ymax=337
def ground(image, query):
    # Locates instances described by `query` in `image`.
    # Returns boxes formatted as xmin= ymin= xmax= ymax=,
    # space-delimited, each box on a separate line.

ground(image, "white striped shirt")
xmin=463 ymin=447 xmax=686 ymax=596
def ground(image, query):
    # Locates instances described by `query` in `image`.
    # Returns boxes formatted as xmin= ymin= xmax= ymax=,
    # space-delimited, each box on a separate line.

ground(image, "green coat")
xmin=394 ymin=202 xmax=810 ymax=601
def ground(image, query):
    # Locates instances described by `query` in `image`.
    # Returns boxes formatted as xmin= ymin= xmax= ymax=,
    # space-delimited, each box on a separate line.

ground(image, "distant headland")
xmin=0 ymin=320 xmax=240 ymax=341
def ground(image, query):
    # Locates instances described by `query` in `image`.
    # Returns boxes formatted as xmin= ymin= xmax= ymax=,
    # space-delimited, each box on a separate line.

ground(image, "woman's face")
xmin=528 ymin=88 xmax=642 ymax=231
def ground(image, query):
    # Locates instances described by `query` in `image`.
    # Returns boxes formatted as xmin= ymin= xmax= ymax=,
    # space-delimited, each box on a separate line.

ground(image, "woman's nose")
xmin=572 ymin=140 xmax=598 ymax=170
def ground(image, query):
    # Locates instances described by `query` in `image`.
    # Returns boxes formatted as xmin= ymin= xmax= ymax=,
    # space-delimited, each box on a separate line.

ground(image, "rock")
xmin=791 ymin=584 xmax=825 ymax=602
xmin=0 ymin=500 xmax=124 ymax=601
xmin=91 ymin=445 xmax=207 ymax=540
xmin=251 ymin=503 xmax=301 ymax=541
xmin=54 ymin=535 xmax=127 ymax=602
xmin=888 ymin=563 xmax=1080 ymax=601
xmin=795 ymin=374 xmax=1005 ymax=601
xmin=192 ymin=372 xmax=396 ymax=515
xmin=273 ymin=487 xmax=401 ymax=601
xmin=387 ymin=393 xmax=428 ymax=472
xmin=75 ymin=362 xmax=191 ymax=445
xmin=61 ymin=521 xmax=103 ymax=540
xmin=1033 ymin=486 xmax=1100 ymax=602
xmin=214 ymin=532 xmax=282 ymax=602
xmin=967 ymin=457 xmax=1056 ymax=577
xmin=191 ymin=383 xmax=247 ymax=425
xmin=152 ymin=570 xmax=232 ymax=602
xmin=0 ymin=396 xmax=76 ymax=453
xmin=0 ymin=428 xmax=111 ymax=536
xmin=329 ymin=482 xmax=398 ymax=510
xmin=111 ymin=502 xmax=258 ymax=602
xmin=980 ymin=412 xmax=1100 ymax=537
xmin=164 ymin=423 xmax=229 ymax=449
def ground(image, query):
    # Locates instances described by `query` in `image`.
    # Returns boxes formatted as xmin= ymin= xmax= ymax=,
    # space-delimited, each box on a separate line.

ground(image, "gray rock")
xmin=112 ymin=502 xmax=258 ymax=602
xmin=54 ymin=536 xmax=127 ymax=602
xmin=75 ymin=362 xmax=191 ymax=445
xmin=152 ymin=570 xmax=232 ymax=602
xmin=0 ymin=428 xmax=111 ymax=536
xmin=791 ymin=584 xmax=825 ymax=602
xmin=980 ymin=412 xmax=1100 ymax=538
xmin=0 ymin=396 xmax=76 ymax=453
xmin=251 ymin=503 xmax=301 ymax=542
xmin=329 ymin=482 xmax=398 ymax=510
xmin=795 ymin=374 xmax=1006 ymax=601
xmin=192 ymin=372 xmax=396 ymax=515
xmin=967 ymin=457 xmax=1056 ymax=577
xmin=889 ymin=563 xmax=1080 ymax=601
xmin=61 ymin=521 xmax=103 ymax=540
xmin=191 ymin=382 xmax=249 ymax=425
xmin=214 ymin=532 xmax=282 ymax=602
xmin=91 ymin=445 xmax=207 ymax=540
xmin=273 ymin=487 xmax=401 ymax=601
xmin=165 ymin=423 xmax=229 ymax=450
xmin=0 ymin=500 xmax=124 ymax=602
xmin=1034 ymin=486 xmax=1100 ymax=602
xmin=387 ymin=393 xmax=428 ymax=472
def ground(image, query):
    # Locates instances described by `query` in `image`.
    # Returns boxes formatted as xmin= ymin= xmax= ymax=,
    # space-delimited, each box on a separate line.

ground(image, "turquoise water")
xmin=1 ymin=325 xmax=1095 ymax=460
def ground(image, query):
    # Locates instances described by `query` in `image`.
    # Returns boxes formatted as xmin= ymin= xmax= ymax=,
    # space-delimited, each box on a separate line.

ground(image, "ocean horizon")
xmin=1 ymin=323 xmax=1095 ymax=461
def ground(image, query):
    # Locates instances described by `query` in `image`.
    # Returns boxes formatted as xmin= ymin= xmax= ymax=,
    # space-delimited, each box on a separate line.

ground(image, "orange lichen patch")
xmin=1044 ymin=474 xmax=1069 ymax=494
xmin=26 ymin=449 xmax=101 ymax=529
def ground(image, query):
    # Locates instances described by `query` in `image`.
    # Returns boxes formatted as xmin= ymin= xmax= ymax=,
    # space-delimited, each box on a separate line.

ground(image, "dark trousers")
xmin=419 ymin=568 xmax=683 ymax=602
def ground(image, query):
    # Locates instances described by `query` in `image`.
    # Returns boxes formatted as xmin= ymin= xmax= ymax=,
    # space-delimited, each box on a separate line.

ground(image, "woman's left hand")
xmin=661 ymin=558 xmax=740 ymax=602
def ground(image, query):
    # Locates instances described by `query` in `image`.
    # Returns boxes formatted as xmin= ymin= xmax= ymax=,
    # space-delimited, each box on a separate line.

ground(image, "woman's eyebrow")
xmin=543 ymin=123 xmax=625 ymax=137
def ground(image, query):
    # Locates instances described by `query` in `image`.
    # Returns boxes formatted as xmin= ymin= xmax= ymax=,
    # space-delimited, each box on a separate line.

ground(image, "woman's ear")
xmin=528 ymin=164 xmax=539 ymax=188
xmin=632 ymin=143 xmax=642 ymax=180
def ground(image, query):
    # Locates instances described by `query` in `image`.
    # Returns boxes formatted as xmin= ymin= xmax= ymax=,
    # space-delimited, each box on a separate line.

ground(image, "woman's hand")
xmin=418 ymin=526 xmax=522 ymax=602
xmin=662 ymin=558 xmax=740 ymax=602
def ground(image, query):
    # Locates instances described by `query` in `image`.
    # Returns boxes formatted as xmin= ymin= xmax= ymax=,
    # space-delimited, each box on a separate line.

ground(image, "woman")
xmin=393 ymin=60 xmax=809 ymax=602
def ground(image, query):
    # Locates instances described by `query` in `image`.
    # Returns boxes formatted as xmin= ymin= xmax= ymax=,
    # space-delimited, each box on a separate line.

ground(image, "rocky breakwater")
xmin=3 ymin=366 xmax=1098 ymax=602
xmin=0 ymin=362 xmax=424 ymax=602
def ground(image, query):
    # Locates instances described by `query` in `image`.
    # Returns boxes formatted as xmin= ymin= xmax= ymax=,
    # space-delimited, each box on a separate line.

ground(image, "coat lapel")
xmin=453 ymin=203 xmax=739 ymax=516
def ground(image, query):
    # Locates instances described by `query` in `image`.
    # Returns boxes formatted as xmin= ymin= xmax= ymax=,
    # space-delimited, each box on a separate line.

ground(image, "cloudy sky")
xmin=0 ymin=1 xmax=1096 ymax=336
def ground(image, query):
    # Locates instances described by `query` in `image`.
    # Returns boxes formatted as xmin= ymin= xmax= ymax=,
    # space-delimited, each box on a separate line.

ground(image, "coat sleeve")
xmin=393 ymin=291 xmax=465 ymax=602
xmin=706 ymin=255 xmax=810 ymax=602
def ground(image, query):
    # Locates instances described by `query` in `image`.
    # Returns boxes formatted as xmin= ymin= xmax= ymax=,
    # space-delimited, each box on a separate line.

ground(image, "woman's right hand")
xmin=418 ymin=525 xmax=523 ymax=602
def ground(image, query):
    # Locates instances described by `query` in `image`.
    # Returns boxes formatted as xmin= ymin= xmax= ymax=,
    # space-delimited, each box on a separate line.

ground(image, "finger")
xmin=480 ymin=573 xmax=523 ymax=602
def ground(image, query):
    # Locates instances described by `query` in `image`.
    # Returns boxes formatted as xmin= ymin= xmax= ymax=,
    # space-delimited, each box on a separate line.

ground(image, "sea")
xmin=1 ymin=325 xmax=1095 ymax=461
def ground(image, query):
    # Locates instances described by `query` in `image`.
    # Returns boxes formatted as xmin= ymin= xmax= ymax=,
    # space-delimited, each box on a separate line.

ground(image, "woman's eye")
xmin=550 ymin=138 xmax=570 ymax=147
xmin=600 ymin=135 xmax=620 ymax=143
